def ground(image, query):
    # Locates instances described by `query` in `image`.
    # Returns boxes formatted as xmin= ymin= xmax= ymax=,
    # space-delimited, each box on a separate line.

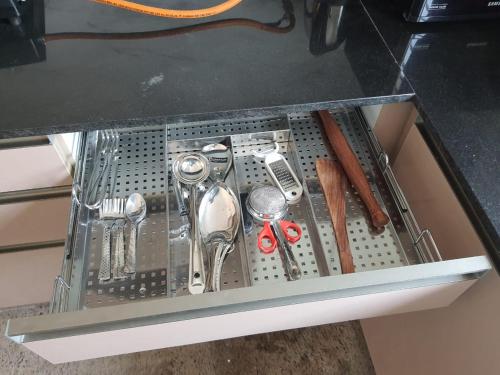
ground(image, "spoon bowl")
xmin=199 ymin=182 xmax=240 ymax=244
xmin=198 ymin=182 xmax=240 ymax=291
xmin=126 ymin=193 xmax=147 ymax=224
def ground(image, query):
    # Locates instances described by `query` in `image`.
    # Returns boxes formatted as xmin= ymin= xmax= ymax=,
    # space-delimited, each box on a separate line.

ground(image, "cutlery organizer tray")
xmin=61 ymin=110 xmax=439 ymax=311
xmin=166 ymin=110 xmax=431 ymax=296
xmin=65 ymin=128 xmax=170 ymax=310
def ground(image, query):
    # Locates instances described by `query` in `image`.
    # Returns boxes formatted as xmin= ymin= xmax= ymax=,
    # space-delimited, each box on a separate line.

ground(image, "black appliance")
xmin=1 ymin=0 xmax=26 ymax=23
xmin=404 ymin=0 xmax=500 ymax=22
xmin=0 ymin=0 xmax=45 ymax=68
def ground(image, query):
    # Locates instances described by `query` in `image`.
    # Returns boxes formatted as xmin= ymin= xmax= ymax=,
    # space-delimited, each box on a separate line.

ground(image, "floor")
xmin=1 ymin=304 xmax=375 ymax=375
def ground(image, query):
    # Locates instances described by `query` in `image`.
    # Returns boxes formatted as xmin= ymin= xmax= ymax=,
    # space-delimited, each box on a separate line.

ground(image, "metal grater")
xmin=269 ymin=159 xmax=297 ymax=189
xmin=263 ymin=152 xmax=303 ymax=204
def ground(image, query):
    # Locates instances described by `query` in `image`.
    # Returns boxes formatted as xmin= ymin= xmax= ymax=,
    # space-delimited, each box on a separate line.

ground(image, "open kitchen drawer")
xmin=5 ymin=108 xmax=490 ymax=363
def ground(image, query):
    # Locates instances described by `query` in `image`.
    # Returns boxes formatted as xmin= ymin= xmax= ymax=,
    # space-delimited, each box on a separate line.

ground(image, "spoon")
xmin=173 ymin=153 xmax=210 ymax=294
xmin=124 ymin=193 xmax=147 ymax=274
xmin=198 ymin=181 xmax=240 ymax=292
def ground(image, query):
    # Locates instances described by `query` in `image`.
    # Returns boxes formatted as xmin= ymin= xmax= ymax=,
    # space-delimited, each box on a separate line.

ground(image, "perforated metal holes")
xmin=289 ymin=112 xmax=411 ymax=274
xmin=84 ymin=129 xmax=168 ymax=308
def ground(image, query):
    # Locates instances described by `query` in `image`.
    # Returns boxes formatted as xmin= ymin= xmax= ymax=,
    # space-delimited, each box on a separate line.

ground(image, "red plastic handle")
xmin=279 ymin=220 xmax=302 ymax=244
xmin=257 ymin=222 xmax=277 ymax=254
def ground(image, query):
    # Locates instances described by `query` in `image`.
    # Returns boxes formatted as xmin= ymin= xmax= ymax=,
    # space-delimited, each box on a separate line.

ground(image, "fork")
xmin=85 ymin=129 xmax=120 ymax=210
xmin=98 ymin=198 xmax=126 ymax=281
xmin=85 ymin=130 xmax=112 ymax=209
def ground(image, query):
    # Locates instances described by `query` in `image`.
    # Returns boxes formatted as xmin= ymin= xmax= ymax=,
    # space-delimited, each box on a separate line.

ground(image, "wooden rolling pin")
xmin=317 ymin=110 xmax=390 ymax=229
xmin=316 ymin=159 xmax=355 ymax=274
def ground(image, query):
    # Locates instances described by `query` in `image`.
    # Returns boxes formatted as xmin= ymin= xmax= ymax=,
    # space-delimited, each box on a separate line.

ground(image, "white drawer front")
xmin=0 ymin=247 xmax=64 ymax=308
xmin=0 ymin=198 xmax=71 ymax=247
xmin=0 ymin=145 xmax=71 ymax=192
xmin=8 ymin=257 xmax=490 ymax=363
xmin=24 ymin=280 xmax=472 ymax=363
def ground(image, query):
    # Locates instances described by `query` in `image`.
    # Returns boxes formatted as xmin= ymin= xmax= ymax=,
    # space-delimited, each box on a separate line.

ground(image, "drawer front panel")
xmin=0 ymin=145 xmax=71 ymax=192
xmin=0 ymin=247 xmax=64 ymax=308
xmin=7 ymin=256 xmax=490 ymax=361
xmin=0 ymin=198 xmax=71 ymax=247
xmin=23 ymin=279 xmax=474 ymax=363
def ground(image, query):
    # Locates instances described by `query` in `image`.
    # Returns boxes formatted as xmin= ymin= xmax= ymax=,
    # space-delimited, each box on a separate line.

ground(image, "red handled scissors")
xmin=257 ymin=220 xmax=302 ymax=254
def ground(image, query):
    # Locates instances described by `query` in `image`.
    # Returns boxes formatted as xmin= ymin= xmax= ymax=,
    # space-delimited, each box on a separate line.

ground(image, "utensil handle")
xmin=124 ymin=224 xmax=137 ymax=274
xmin=272 ymin=222 xmax=302 ymax=281
xmin=94 ymin=154 xmax=113 ymax=209
xmin=98 ymin=223 xmax=111 ymax=281
xmin=204 ymin=242 xmax=215 ymax=292
xmin=188 ymin=186 xmax=206 ymax=294
xmin=317 ymin=110 xmax=389 ymax=229
xmin=279 ymin=220 xmax=302 ymax=244
xmin=85 ymin=154 xmax=109 ymax=209
xmin=257 ymin=222 xmax=277 ymax=254
xmin=113 ymin=224 xmax=126 ymax=280
xmin=316 ymin=159 xmax=355 ymax=274
xmin=173 ymin=178 xmax=188 ymax=216
xmin=211 ymin=242 xmax=231 ymax=292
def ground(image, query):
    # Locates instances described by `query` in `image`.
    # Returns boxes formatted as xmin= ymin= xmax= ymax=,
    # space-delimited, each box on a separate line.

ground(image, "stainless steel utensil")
xmin=96 ymin=129 xmax=120 ymax=207
xmin=246 ymin=185 xmax=302 ymax=281
xmin=201 ymin=143 xmax=233 ymax=182
xmin=199 ymin=181 xmax=240 ymax=292
xmin=85 ymin=130 xmax=120 ymax=209
xmin=173 ymin=153 xmax=210 ymax=295
xmin=85 ymin=130 xmax=111 ymax=209
xmin=253 ymin=142 xmax=303 ymax=204
xmin=173 ymin=177 xmax=189 ymax=216
xmin=124 ymin=193 xmax=147 ymax=274
xmin=98 ymin=198 xmax=126 ymax=281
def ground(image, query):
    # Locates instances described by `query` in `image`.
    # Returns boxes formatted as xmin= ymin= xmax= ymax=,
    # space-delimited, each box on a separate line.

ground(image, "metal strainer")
xmin=246 ymin=185 xmax=302 ymax=281
xmin=246 ymin=185 xmax=287 ymax=222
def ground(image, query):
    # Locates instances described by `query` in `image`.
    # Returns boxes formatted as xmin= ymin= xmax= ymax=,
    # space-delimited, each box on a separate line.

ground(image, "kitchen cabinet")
xmin=0 ymin=198 xmax=71 ymax=248
xmin=5 ymin=106 xmax=490 ymax=363
xmin=0 ymin=142 xmax=72 ymax=192
xmin=361 ymin=105 xmax=495 ymax=374
xmin=0 ymin=140 xmax=73 ymax=308
xmin=0 ymin=247 xmax=64 ymax=308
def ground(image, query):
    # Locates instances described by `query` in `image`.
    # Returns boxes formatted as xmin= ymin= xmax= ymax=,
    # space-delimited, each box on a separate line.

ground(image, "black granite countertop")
xmin=362 ymin=0 xmax=500 ymax=269
xmin=0 ymin=0 xmax=411 ymax=137
xmin=1 ymin=0 xmax=498 ymax=269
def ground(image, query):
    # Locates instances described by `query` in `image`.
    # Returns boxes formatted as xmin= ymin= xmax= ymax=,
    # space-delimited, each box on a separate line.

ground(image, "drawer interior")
xmin=82 ymin=129 xmax=169 ymax=308
xmin=54 ymin=109 xmax=444 ymax=313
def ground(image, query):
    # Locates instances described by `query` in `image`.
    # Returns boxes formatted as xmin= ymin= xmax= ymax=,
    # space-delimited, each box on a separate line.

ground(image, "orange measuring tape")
xmin=93 ymin=0 xmax=242 ymax=18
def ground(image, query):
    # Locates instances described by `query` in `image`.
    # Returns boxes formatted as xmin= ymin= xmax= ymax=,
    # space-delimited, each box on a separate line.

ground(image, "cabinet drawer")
xmin=0 ymin=144 xmax=71 ymax=192
xmin=0 ymin=247 xmax=64 ymax=308
xmin=6 ymin=109 xmax=490 ymax=363
xmin=0 ymin=198 xmax=71 ymax=247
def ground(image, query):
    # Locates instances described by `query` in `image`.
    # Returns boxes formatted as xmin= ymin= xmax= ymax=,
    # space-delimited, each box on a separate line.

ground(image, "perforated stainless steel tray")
xmin=166 ymin=136 xmax=249 ymax=296
xmin=165 ymin=111 xmax=421 ymax=291
xmin=57 ymin=110 xmax=432 ymax=311
xmin=288 ymin=112 xmax=417 ymax=274
xmin=61 ymin=127 xmax=169 ymax=311
xmin=231 ymin=133 xmax=329 ymax=285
